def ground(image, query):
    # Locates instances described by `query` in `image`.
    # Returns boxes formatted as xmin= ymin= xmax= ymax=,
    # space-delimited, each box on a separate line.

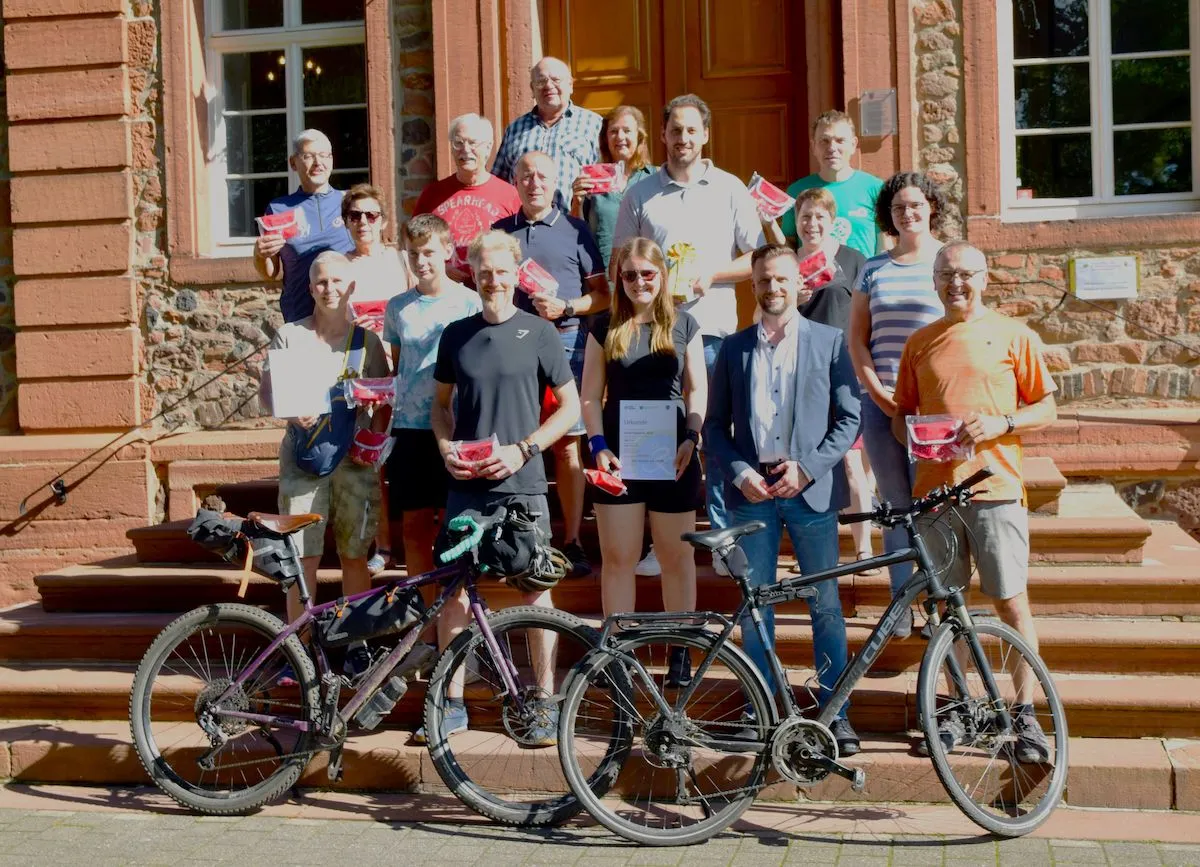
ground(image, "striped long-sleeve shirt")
xmin=853 ymin=253 xmax=944 ymax=390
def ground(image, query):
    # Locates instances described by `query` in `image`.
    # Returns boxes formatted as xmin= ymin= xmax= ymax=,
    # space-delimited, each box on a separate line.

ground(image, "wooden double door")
xmin=543 ymin=0 xmax=814 ymax=190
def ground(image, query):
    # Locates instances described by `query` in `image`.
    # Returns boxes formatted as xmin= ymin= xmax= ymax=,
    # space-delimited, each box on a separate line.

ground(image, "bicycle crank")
xmin=769 ymin=717 xmax=866 ymax=791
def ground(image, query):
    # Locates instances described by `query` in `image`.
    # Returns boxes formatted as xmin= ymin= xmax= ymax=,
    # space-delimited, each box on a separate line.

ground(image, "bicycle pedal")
xmin=850 ymin=767 xmax=866 ymax=793
xmin=327 ymin=745 xmax=344 ymax=783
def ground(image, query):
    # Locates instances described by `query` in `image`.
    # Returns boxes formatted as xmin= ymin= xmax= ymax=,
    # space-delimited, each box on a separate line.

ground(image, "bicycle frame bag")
xmin=316 ymin=583 xmax=425 ymax=647
xmin=187 ymin=509 xmax=303 ymax=589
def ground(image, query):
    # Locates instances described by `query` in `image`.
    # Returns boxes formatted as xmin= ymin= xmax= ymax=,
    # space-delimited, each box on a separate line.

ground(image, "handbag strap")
xmin=338 ymin=326 xmax=367 ymax=381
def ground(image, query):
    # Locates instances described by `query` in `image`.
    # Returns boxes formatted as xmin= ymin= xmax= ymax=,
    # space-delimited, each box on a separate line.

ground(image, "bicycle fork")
xmin=925 ymin=597 xmax=1015 ymax=734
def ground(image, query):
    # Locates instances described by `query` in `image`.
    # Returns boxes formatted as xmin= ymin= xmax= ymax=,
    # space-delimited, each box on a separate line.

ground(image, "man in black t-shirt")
xmin=423 ymin=230 xmax=580 ymax=746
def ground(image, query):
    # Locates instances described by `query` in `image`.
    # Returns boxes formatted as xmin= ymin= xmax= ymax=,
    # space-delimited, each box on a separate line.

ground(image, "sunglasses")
xmin=347 ymin=210 xmax=382 ymax=224
xmin=621 ymin=269 xmax=660 ymax=283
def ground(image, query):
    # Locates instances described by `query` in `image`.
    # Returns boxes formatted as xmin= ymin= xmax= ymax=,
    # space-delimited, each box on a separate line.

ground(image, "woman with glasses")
xmin=570 ymin=105 xmax=656 ymax=269
xmin=848 ymin=171 xmax=946 ymax=636
xmin=580 ymin=238 xmax=706 ymax=686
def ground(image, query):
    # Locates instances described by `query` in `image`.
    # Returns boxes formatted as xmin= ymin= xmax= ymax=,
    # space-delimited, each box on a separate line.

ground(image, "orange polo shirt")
xmin=892 ymin=309 xmax=1056 ymax=504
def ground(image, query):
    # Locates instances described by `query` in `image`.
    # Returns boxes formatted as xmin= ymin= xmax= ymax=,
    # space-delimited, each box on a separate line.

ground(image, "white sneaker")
xmin=713 ymin=551 xmax=731 ymax=577
xmin=635 ymin=546 xmax=662 ymax=577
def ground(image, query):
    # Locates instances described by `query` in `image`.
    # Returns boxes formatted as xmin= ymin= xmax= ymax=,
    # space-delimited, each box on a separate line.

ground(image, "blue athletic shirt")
xmin=265 ymin=187 xmax=355 ymax=323
xmin=853 ymin=253 xmax=944 ymax=390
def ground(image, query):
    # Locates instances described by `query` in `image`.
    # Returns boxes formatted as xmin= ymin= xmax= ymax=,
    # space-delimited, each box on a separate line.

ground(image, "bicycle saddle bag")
xmin=187 ymin=509 xmax=303 ymax=589
xmin=316 ymin=584 xmax=425 ymax=647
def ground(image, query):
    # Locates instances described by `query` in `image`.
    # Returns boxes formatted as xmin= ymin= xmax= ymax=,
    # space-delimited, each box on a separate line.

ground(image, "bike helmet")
xmin=504 ymin=545 xmax=570 ymax=593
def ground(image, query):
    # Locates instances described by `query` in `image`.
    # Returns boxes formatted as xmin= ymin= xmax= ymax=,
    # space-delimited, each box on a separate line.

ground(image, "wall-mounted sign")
xmin=859 ymin=89 xmax=897 ymax=138
xmin=1068 ymin=256 xmax=1139 ymax=300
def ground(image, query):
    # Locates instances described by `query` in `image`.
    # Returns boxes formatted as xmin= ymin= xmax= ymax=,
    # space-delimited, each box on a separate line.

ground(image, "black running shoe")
xmin=561 ymin=540 xmax=592 ymax=578
xmin=666 ymin=646 xmax=692 ymax=688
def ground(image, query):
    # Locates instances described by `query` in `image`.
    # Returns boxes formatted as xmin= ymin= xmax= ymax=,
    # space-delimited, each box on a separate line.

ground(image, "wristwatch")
xmin=1004 ymin=414 xmax=1016 ymax=435
xmin=519 ymin=439 xmax=541 ymax=461
xmin=562 ymin=299 xmax=576 ymax=319
xmin=684 ymin=429 xmax=700 ymax=445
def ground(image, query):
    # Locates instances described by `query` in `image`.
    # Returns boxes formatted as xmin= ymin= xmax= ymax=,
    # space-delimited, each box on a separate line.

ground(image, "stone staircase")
xmin=1 ymin=456 xmax=1199 ymax=812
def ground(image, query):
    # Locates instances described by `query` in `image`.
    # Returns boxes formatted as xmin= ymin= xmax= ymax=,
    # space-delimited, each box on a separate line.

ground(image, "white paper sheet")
xmin=268 ymin=349 xmax=334 ymax=418
xmin=619 ymin=400 xmax=677 ymax=480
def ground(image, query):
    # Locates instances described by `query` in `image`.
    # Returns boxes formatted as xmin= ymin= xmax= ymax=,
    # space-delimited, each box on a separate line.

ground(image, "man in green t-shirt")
xmin=780 ymin=111 xmax=885 ymax=259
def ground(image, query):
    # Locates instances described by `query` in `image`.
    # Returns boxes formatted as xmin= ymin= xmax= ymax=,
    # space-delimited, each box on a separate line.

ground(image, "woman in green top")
xmin=570 ymin=105 xmax=656 ymax=269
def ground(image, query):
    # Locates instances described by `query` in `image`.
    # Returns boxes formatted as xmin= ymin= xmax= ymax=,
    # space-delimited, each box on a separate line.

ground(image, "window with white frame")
xmin=998 ymin=0 xmax=1200 ymax=220
xmin=206 ymin=0 xmax=368 ymax=248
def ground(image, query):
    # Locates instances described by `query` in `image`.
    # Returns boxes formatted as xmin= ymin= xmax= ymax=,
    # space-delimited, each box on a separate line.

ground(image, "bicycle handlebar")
xmin=838 ymin=466 xmax=994 ymax=527
xmin=436 ymin=506 xmax=511 ymax=564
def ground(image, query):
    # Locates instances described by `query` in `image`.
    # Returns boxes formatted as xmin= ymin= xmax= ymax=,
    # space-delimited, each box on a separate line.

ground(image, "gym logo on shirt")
xmin=515 ymin=329 xmax=530 ymax=340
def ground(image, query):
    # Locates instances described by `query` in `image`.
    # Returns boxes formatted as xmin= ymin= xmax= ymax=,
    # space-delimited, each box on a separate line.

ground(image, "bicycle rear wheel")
xmin=423 ymin=605 xmax=606 ymax=826
xmin=558 ymin=631 xmax=774 ymax=846
xmin=129 ymin=604 xmax=319 ymax=814
xmin=917 ymin=618 xmax=1068 ymax=836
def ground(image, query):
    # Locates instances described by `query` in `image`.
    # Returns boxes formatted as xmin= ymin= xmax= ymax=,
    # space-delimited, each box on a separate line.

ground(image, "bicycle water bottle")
xmin=353 ymin=675 xmax=408 ymax=730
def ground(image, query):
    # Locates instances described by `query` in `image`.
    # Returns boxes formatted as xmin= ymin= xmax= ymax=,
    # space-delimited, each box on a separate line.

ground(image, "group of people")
xmin=255 ymin=55 xmax=1056 ymax=762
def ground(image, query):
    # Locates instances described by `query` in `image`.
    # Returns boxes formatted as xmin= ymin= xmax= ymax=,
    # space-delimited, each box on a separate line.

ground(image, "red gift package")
xmin=747 ymin=172 xmax=796 ymax=222
xmin=797 ymin=247 xmax=837 ymax=291
xmin=580 ymin=162 xmax=626 ymax=195
xmin=255 ymin=208 xmax=307 ymax=241
xmin=349 ymin=299 xmax=389 ymax=333
xmin=584 ymin=468 xmax=628 ymax=496
xmin=517 ymin=258 xmax=559 ymax=297
xmin=343 ymin=377 xmax=397 ymax=409
xmin=906 ymin=414 xmax=976 ymax=463
xmin=349 ymin=429 xmax=394 ymax=467
xmin=451 ymin=434 xmax=499 ymax=462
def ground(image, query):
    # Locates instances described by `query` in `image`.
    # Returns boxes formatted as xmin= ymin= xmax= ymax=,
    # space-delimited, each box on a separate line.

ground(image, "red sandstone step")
xmin=0 ymin=720 xmax=1178 ymax=811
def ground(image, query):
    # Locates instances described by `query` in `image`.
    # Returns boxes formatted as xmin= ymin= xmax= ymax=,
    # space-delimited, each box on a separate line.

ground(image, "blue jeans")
xmin=859 ymin=397 xmax=916 ymax=594
xmin=702 ymin=335 xmax=728 ymax=530
xmin=732 ymin=496 xmax=850 ymax=718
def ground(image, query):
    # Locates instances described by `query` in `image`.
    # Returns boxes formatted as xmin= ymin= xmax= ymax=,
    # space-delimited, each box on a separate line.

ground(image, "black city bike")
xmin=556 ymin=467 xmax=1068 ymax=845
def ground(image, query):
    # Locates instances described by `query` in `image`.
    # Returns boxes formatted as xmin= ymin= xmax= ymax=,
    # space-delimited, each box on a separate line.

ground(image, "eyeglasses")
xmin=934 ymin=268 xmax=985 ymax=283
xmin=451 ymin=137 xmax=489 ymax=151
xmin=297 ymin=151 xmax=332 ymax=164
xmin=347 ymin=210 xmax=382 ymax=224
xmin=621 ymin=269 xmax=660 ymax=283
xmin=890 ymin=201 xmax=930 ymax=214
xmin=532 ymin=75 xmax=566 ymax=87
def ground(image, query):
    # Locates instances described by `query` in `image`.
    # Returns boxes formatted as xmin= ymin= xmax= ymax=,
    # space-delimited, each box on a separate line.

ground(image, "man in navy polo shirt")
xmin=493 ymin=150 xmax=609 ymax=577
xmin=254 ymin=129 xmax=355 ymax=323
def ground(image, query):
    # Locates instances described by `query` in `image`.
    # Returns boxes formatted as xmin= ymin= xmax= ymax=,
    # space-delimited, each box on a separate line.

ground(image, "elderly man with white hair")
xmin=254 ymin=129 xmax=355 ymax=322
xmin=414 ymin=113 xmax=521 ymax=283
xmin=491 ymin=56 xmax=602 ymax=208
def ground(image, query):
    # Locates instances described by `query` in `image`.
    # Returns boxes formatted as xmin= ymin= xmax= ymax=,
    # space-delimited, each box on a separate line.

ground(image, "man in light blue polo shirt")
xmin=493 ymin=151 xmax=609 ymax=577
xmin=779 ymin=111 xmax=885 ymax=259
xmin=254 ymin=129 xmax=355 ymax=322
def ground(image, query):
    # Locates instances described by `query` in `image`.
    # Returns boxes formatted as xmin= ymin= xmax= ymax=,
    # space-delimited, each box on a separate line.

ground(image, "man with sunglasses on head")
xmin=891 ymin=240 xmax=1056 ymax=763
xmin=255 ymin=129 xmax=355 ymax=323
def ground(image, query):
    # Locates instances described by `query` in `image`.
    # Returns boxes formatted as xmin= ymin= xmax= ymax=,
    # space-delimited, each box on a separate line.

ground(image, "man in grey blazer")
xmin=703 ymin=243 xmax=862 ymax=755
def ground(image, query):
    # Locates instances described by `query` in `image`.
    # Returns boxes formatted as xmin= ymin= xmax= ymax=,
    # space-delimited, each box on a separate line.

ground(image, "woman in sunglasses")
xmin=580 ymin=237 xmax=706 ymax=687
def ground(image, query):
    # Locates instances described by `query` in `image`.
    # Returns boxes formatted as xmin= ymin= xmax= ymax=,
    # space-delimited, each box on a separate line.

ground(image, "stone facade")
xmin=912 ymin=0 xmax=965 ymax=240
xmin=0 ymin=13 xmax=14 ymax=434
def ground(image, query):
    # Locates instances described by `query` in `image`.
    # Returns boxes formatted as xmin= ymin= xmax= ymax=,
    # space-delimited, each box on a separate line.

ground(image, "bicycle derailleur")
xmin=769 ymin=717 xmax=865 ymax=792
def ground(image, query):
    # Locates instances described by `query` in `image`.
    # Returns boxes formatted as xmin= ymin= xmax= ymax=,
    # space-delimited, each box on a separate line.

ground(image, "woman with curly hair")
xmin=848 ymin=171 xmax=946 ymax=637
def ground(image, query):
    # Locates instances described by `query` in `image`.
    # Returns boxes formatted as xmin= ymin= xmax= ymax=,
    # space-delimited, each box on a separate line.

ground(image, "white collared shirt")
xmin=750 ymin=312 xmax=800 ymax=465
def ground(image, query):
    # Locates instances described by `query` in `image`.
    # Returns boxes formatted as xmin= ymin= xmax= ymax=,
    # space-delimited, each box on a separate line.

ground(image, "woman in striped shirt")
xmin=849 ymin=171 xmax=946 ymax=638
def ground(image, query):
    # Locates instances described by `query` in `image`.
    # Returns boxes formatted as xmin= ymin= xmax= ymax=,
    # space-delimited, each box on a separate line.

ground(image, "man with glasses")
xmin=890 ymin=240 xmax=1055 ymax=763
xmin=491 ymin=56 xmax=602 ymax=209
xmin=414 ymin=113 xmax=521 ymax=283
xmin=254 ymin=129 xmax=355 ymax=323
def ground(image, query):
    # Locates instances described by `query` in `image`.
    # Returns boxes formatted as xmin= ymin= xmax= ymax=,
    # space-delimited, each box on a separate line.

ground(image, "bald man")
xmin=493 ymin=151 xmax=609 ymax=577
xmin=491 ymin=56 xmax=602 ymax=208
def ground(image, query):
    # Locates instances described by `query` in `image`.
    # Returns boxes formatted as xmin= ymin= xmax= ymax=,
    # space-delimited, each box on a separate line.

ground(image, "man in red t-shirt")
xmin=414 ymin=113 xmax=521 ymax=284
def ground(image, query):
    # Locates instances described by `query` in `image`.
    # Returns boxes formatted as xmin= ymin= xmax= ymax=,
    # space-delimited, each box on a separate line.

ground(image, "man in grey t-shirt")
xmin=611 ymin=94 xmax=765 ymax=547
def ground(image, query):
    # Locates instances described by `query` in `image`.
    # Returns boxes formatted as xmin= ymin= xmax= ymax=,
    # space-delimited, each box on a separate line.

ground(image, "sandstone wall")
xmin=0 ymin=14 xmax=15 ymax=433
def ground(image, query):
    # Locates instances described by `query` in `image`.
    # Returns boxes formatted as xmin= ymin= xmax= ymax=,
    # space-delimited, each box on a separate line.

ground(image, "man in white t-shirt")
xmin=612 ymin=94 xmax=766 ymax=547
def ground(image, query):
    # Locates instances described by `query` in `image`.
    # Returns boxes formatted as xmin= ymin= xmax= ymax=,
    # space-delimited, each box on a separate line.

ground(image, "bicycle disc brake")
xmin=769 ymin=717 xmax=839 ymax=787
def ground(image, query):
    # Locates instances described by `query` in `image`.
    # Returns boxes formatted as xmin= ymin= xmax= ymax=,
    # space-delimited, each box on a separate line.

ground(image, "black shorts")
xmin=591 ymin=453 xmax=703 ymax=514
xmin=386 ymin=428 xmax=450 ymax=513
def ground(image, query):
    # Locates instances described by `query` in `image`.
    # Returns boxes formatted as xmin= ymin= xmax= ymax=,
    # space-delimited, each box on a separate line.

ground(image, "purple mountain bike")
xmin=128 ymin=507 xmax=622 ymax=826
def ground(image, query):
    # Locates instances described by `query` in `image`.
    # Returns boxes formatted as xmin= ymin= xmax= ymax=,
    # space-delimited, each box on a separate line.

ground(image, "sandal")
xmin=857 ymin=550 xmax=883 ymax=576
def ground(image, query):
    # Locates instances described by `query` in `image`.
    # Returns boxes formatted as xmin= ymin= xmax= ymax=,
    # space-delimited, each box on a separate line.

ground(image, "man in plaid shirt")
xmin=492 ymin=56 xmax=603 ymax=209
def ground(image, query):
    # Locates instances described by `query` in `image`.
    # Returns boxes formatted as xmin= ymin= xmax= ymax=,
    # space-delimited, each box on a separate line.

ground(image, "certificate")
xmin=268 ymin=349 xmax=334 ymax=418
xmin=619 ymin=400 xmax=677 ymax=480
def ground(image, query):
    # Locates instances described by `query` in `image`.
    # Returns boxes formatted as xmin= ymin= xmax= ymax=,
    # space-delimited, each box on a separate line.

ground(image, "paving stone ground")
xmin=0 ymin=808 xmax=1197 ymax=866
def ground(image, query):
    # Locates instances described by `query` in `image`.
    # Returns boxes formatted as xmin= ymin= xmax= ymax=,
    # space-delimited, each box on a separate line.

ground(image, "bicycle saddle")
xmin=247 ymin=512 xmax=322 ymax=534
xmin=680 ymin=520 xmax=766 ymax=551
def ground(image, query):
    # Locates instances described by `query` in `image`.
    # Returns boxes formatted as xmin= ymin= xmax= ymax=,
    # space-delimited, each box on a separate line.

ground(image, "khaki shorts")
xmin=277 ymin=433 xmax=381 ymax=560
xmin=923 ymin=500 xmax=1029 ymax=601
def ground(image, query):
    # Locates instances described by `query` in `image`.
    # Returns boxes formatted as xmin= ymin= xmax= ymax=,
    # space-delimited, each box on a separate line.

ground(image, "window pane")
xmin=302 ymin=44 xmax=366 ymax=107
xmin=226 ymin=113 xmax=288 ymax=175
xmin=1114 ymin=128 xmax=1193 ymax=195
xmin=1111 ymin=0 xmax=1189 ymax=53
xmin=220 ymin=0 xmax=283 ymax=30
xmin=301 ymin=0 xmax=365 ymax=24
xmin=331 ymin=169 xmax=370 ymax=190
xmin=223 ymin=52 xmax=287 ymax=112
xmin=1013 ymin=0 xmax=1088 ymax=59
xmin=305 ymin=107 xmax=369 ymax=168
xmin=1015 ymin=133 xmax=1093 ymax=197
xmin=1112 ymin=57 xmax=1191 ymax=125
xmin=228 ymin=177 xmax=290 ymax=238
xmin=1015 ymin=63 xmax=1090 ymax=129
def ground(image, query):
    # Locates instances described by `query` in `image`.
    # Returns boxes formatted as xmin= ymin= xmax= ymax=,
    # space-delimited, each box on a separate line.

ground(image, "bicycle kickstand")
xmin=327 ymin=743 xmax=345 ymax=783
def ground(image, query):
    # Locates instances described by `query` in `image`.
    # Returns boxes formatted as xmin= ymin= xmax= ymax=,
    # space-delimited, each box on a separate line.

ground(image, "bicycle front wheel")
xmin=558 ymin=631 xmax=774 ymax=847
xmin=917 ymin=617 xmax=1068 ymax=836
xmin=128 ymin=603 xmax=320 ymax=814
xmin=423 ymin=605 xmax=604 ymax=827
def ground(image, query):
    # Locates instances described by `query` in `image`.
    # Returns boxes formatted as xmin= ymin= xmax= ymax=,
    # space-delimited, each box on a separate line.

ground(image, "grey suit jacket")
xmin=703 ymin=315 xmax=861 ymax=513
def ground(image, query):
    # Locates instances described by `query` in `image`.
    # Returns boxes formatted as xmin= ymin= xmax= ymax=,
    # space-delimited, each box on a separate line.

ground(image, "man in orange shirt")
xmin=891 ymin=240 xmax=1057 ymax=763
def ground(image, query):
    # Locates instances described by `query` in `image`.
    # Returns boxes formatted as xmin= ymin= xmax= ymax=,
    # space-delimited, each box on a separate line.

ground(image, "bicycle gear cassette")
xmin=769 ymin=717 xmax=838 ymax=787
